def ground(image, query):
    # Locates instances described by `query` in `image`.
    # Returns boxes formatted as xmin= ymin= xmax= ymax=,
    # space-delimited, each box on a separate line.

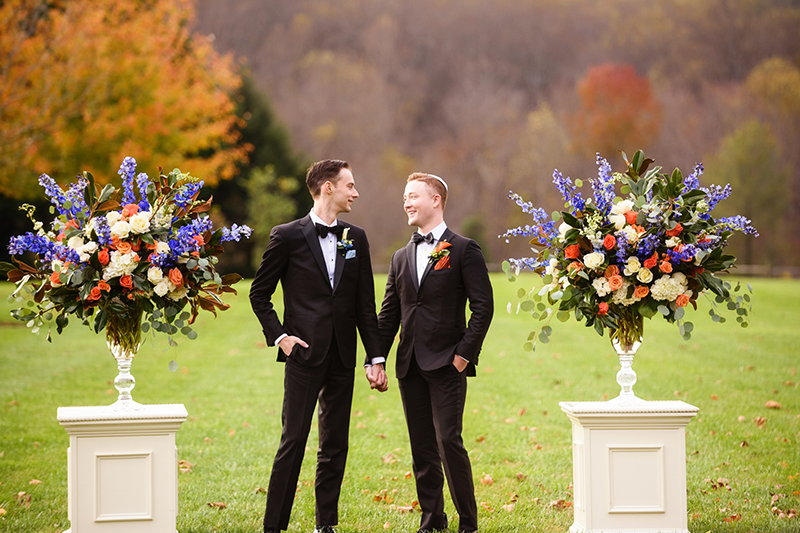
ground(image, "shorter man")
xmin=378 ymin=173 xmax=493 ymax=533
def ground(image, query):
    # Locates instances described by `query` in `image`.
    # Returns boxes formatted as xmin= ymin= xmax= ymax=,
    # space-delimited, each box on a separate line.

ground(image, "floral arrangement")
xmin=1 ymin=157 xmax=252 ymax=355
xmin=501 ymin=150 xmax=757 ymax=351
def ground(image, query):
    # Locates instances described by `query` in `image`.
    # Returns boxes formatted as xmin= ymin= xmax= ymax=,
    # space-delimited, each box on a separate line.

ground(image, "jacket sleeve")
xmin=353 ymin=228 xmax=384 ymax=364
xmin=249 ymin=225 xmax=289 ymax=345
xmin=455 ymin=239 xmax=494 ymax=363
xmin=376 ymin=250 xmax=402 ymax=361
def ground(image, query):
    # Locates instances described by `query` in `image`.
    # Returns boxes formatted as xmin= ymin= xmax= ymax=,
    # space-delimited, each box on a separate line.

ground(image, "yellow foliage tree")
xmin=0 ymin=0 xmax=249 ymax=198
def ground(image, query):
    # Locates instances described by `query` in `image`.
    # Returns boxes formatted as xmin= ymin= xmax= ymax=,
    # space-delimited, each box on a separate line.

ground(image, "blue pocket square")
xmin=345 ymin=249 xmax=356 ymax=259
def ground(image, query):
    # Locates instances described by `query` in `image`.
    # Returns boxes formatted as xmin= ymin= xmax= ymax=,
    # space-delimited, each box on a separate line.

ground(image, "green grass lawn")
xmin=1 ymin=275 xmax=799 ymax=533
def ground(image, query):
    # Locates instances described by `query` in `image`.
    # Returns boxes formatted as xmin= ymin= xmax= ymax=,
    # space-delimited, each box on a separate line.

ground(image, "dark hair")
xmin=306 ymin=159 xmax=351 ymax=198
xmin=407 ymin=172 xmax=447 ymax=210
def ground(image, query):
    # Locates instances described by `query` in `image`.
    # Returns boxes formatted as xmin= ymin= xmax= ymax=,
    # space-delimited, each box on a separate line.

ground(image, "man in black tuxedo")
xmin=378 ymin=173 xmax=493 ymax=533
xmin=250 ymin=159 xmax=387 ymax=533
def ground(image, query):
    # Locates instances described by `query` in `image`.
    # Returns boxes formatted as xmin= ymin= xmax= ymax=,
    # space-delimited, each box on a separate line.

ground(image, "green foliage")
xmin=245 ymin=166 xmax=299 ymax=271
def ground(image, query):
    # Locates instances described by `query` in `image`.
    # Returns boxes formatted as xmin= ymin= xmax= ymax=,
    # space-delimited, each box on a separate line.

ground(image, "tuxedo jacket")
xmin=378 ymin=228 xmax=493 ymax=379
xmin=249 ymin=215 xmax=383 ymax=368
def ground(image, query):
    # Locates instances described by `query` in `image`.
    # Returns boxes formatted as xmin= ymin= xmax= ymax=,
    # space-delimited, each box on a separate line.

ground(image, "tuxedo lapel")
xmin=405 ymin=240 xmax=419 ymax=291
xmin=332 ymin=225 xmax=346 ymax=292
xmin=301 ymin=216 xmax=330 ymax=287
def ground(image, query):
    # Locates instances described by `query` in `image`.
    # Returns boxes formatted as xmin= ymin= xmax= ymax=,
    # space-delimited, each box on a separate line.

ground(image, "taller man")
xmin=250 ymin=159 xmax=387 ymax=533
xmin=378 ymin=173 xmax=493 ymax=533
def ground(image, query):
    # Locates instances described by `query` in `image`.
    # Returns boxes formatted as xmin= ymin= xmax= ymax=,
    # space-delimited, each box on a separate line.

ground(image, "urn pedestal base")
xmin=559 ymin=400 xmax=699 ymax=533
xmin=57 ymin=403 xmax=188 ymax=533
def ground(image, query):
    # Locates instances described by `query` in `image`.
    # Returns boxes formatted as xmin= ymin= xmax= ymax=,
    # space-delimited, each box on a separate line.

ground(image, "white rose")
xmin=147 ymin=267 xmax=164 ymax=284
xmin=155 ymin=241 xmax=170 ymax=255
xmin=106 ymin=211 xmax=121 ymax=227
xmin=583 ymin=251 xmax=605 ymax=270
xmin=558 ymin=222 xmax=571 ymax=240
xmin=128 ymin=212 xmax=152 ymax=234
xmin=637 ymin=268 xmax=654 ymax=284
xmin=544 ymin=258 xmax=559 ymax=276
xmin=154 ymin=278 xmax=174 ymax=297
xmin=67 ymin=235 xmax=84 ymax=252
xmin=622 ymin=225 xmax=640 ymax=243
xmin=610 ymin=199 xmax=635 ymax=215
xmin=666 ymin=236 xmax=681 ymax=248
xmin=110 ymin=220 xmax=130 ymax=239
xmin=592 ymin=277 xmax=611 ymax=297
xmin=82 ymin=241 xmax=98 ymax=254
xmin=625 ymin=256 xmax=641 ymax=274
xmin=83 ymin=218 xmax=96 ymax=237
xmin=609 ymin=213 xmax=626 ymax=230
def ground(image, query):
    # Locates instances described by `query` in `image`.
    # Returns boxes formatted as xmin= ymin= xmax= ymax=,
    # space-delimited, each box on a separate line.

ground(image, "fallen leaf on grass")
xmin=516 ymin=473 xmax=528 ymax=482
xmin=207 ymin=502 xmax=227 ymax=509
xmin=254 ymin=487 xmax=266 ymax=493
xmin=15 ymin=492 xmax=31 ymax=508
xmin=740 ymin=441 xmax=750 ymax=447
xmin=547 ymin=499 xmax=571 ymax=510
xmin=502 ymin=503 xmax=515 ymax=512
xmin=375 ymin=434 xmax=387 ymax=439
xmin=178 ymin=460 xmax=195 ymax=473
xmin=476 ymin=436 xmax=486 ymax=443
xmin=383 ymin=521 xmax=391 ymax=529
xmin=480 ymin=501 xmax=494 ymax=512
xmin=9 ymin=400 xmax=20 ymax=407
xmin=29 ymin=479 xmax=41 ymax=485
xmin=723 ymin=514 xmax=742 ymax=523
xmin=405 ymin=471 xmax=412 ymax=479
xmin=518 ymin=408 xmax=527 ymax=416
xmin=383 ymin=453 xmax=396 ymax=464
xmin=0 ymin=508 xmax=6 ymax=516
xmin=479 ymin=474 xmax=494 ymax=486
xmin=753 ymin=416 xmax=767 ymax=428
xmin=766 ymin=400 xmax=783 ymax=409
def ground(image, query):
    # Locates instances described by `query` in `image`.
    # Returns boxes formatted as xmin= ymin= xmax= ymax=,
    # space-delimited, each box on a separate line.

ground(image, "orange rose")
xmin=633 ymin=285 xmax=649 ymax=298
xmin=666 ymin=223 xmax=683 ymax=237
xmin=50 ymin=271 xmax=62 ymax=286
xmin=131 ymin=239 xmax=141 ymax=252
xmin=193 ymin=234 xmax=205 ymax=246
xmin=597 ymin=302 xmax=609 ymax=315
xmin=98 ymin=280 xmax=111 ymax=292
xmin=565 ymin=244 xmax=581 ymax=259
xmin=603 ymin=234 xmax=616 ymax=250
xmin=116 ymin=241 xmax=133 ymax=254
xmin=567 ymin=261 xmax=584 ymax=272
xmin=643 ymin=251 xmax=658 ymax=269
xmin=604 ymin=265 xmax=619 ymax=278
xmin=168 ymin=268 xmax=184 ymax=288
xmin=624 ymin=211 xmax=638 ymax=225
xmin=659 ymin=260 xmax=673 ymax=274
xmin=120 ymin=275 xmax=133 ymax=289
xmin=121 ymin=204 xmax=140 ymax=218
xmin=87 ymin=286 xmax=102 ymax=301
xmin=98 ymin=248 xmax=110 ymax=265
xmin=607 ymin=275 xmax=624 ymax=291
xmin=675 ymin=294 xmax=690 ymax=307
xmin=633 ymin=225 xmax=645 ymax=234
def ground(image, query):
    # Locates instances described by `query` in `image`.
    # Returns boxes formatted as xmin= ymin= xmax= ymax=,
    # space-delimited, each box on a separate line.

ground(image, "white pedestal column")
xmin=57 ymin=404 xmax=188 ymax=533
xmin=559 ymin=400 xmax=698 ymax=533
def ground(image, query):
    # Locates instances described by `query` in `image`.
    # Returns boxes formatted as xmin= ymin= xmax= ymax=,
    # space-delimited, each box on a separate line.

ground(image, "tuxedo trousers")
xmin=264 ymin=338 xmax=354 ymax=531
xmin=398 ymin=354 xmax=477 ymax=532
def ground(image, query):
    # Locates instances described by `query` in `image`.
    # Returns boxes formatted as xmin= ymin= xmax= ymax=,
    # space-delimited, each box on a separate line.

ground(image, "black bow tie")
xmin=315 ymin=223 xmax=343 ymax=239
xmin=412 ymin=232 xmax=434 ymax=245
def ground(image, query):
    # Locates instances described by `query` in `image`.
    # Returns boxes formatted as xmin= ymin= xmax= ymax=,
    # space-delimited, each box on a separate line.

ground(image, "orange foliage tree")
xmin=0 ymin=0 xmax=249 ymax=198
xmin=569 ymin=63 xmax=662 ymax=157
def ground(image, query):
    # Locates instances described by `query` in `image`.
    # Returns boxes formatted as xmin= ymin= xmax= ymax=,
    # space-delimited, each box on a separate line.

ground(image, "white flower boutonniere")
xmin=337 ymin=227 xmax=355 ymax=256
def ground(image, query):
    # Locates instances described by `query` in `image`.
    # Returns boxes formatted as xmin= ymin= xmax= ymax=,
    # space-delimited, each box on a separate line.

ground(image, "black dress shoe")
xmin=313 ymin=526 xmax=338 ymax=533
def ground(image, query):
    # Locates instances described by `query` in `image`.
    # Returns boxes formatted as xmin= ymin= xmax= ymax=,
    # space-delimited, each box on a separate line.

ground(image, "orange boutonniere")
xmin=429 ymin=241 xmax=452 ymax=270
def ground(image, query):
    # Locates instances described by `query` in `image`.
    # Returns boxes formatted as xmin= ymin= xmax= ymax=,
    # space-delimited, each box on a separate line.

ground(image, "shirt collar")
xmin=418 ymin=221 xmax=447 ymax=242
xmin=309 ymin=210 xmax=338 ymax=228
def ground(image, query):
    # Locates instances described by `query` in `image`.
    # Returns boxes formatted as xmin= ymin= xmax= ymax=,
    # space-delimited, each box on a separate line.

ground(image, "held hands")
xmin=365 ymin=363 xmax=388 ymax=392
xmin=278 ymin=335 xmax=308 ymax=356
xmin=452 ymin=355 xmax=468 ymax=373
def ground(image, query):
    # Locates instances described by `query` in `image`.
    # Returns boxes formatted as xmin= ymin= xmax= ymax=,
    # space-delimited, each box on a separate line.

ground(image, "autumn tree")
xmin=0 ymin=0 xmax=248 ymax=198
xmin=568 ymin=63 xmax=662 ymax=158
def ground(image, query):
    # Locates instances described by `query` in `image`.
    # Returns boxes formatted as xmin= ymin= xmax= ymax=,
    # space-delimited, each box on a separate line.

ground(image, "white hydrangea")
xmin=593 ymin=277 xmax=611 ymax=297
xmin=167 ymin=286 xmax=189 ymax=301
xmin=622 ymin=225 xmax=640 ymax=244
xmin=102 ymin=251 xmax=138 ymax=280
xmin=611 ymin=278 xmax=638 ymax=306
xmin=650 ymin=273 xmax=689 ymax=301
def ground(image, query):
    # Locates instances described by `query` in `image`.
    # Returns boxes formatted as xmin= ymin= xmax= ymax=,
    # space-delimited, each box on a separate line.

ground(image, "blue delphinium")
xmin=38 ymin=174 xmax=69 ymax=216
xmin=716 ymin=216 xmax=759 ymax=237
xmin=136 ymin=172 xmax=151 ymax=211
xmin=683 ymin=163 xmax=703 ymax=191
xmin=699 ymin=183 xmax=732 ymax=219
xmin=221 ymin=223 xmax=254 ymax=242
xmin=553 ymin=170 xmax=585 ymax=212
xmin=8 ymin=232 xmax=79 ymax=264
xmin=118 ymin=156 xmax=138 ymax=206
xmin=591 ymin=154 xmax=616 ymax=215
xmin=174 ymin=180 xmax=204 ymax=209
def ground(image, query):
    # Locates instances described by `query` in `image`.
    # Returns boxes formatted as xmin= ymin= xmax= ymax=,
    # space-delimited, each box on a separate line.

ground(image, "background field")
xmin=1 ymin=275 xmax=799 ymax=532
